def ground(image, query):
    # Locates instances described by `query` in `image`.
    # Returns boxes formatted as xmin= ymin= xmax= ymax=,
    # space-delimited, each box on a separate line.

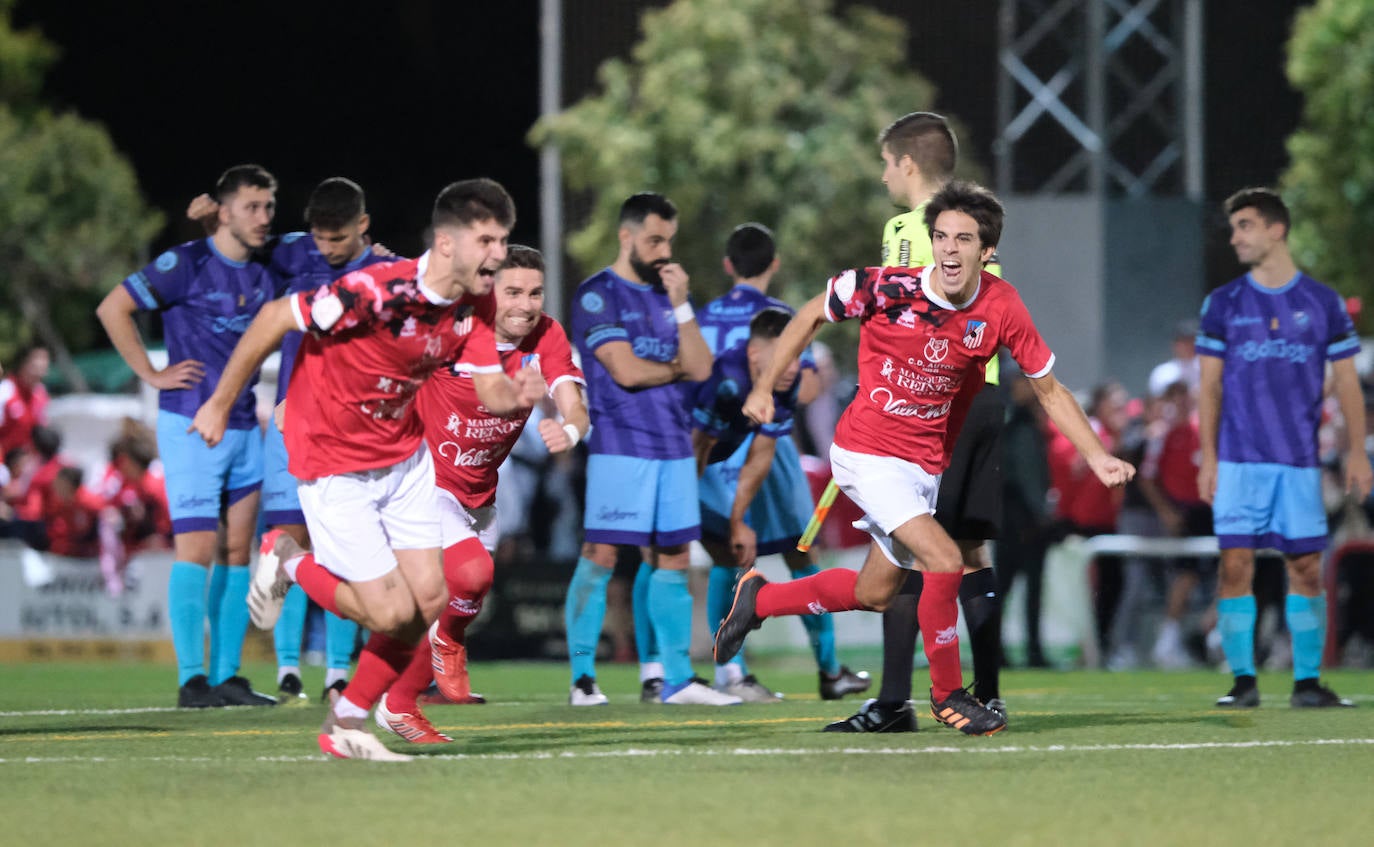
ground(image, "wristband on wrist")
xmin=673 ymin=301 xmax=695 ymax=324
xmin=562 ymin=423 xmax=581 ymax=447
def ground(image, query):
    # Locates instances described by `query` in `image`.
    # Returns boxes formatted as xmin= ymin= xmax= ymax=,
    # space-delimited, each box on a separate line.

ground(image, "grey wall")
xmin=1000 ymin=196 xmax=1205 ymax=396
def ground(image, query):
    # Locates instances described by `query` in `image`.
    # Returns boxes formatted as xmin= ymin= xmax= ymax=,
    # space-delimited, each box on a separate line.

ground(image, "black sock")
xmin=960 ymin=567 xmax=1003 ymax=703
xmin=876 ymin=572 xmax=922 ymax=705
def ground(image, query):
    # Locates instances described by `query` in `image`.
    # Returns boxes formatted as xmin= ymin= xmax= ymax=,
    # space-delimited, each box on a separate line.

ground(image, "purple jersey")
xmin=570 ymin=268 xmax=691 ymax=459
xmin=121 ymin=239 xmax=280 ymax=429
xmin=691 ymin=341 xmax=797 ymax=463
xmin=268 ymin=233 xmax=396 ymax=404
xmin=1197 ymin=272 xmax=1358 ymax=467
xmin=698 ymin=284 xmax=817 ymax=368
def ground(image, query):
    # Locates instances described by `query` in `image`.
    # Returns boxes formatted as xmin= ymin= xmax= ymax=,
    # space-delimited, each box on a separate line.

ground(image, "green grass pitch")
xmin=2 ymin=660 xmax=1370 ymax=846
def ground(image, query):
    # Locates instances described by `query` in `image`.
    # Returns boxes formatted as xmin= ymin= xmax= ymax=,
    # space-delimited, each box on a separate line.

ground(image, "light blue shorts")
xmin=583 ymin=454 xmax=699 ymax=547
xmin=261 ymin=423 xmax=304 ymax=527
xmin=156 ymin=411 xmax=263 ymax=534
xmin=1213 ymin=461 xmax=1326 ymax=555
xmin=699 ymin=433 xmax=813 ymax=555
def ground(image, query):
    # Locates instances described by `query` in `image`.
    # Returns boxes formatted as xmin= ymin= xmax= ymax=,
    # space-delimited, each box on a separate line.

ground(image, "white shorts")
xmin=829 ymin=443 xmax=942 ymax=570
xmin=437 ymin=488 xmax=499 ymax=553
xmin=297 ymin=446 xmax=442 ymax=582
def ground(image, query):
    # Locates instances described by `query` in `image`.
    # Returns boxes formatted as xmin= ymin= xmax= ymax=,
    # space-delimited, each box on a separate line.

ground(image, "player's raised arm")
xmin=743 ymin=294 xmax=825 ymax=425
xmin=659 ymin=262 xmax=712 ymax=382
xmin=1027 ymin=369 xmax=1135 ymax=488
xmin=189 ymin=297 xmax=295 ymax=446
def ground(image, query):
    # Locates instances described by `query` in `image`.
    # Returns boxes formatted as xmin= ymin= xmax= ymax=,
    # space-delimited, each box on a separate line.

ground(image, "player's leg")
xmin=209 ymin=480 xmax=274 ymax=706
xmin=156 ymin=411 xmax=231 ymax=707
xmin=697 ymin=443 xmax=757 ymax=696
xmin=766 ymin=434 xmax=867 ymax=699
xmin=883 ymin=515 xmax=1004 ymax=735
xmin=261 ymin=422 xmax=314 ymax=703
xmin=647 ymin=457 xmax=738 ymax=705
xmin=714 ymin=446 xmax=930 ymax=665
xmin=566 ymin=453 xmax=653 ymax=703
xmin=632 ymin=550 xmax=663 ymax=701
xmin=1213 ymin=461 xmax=1264 ymax=707
xmin=1275 ymin=466 xmax=1352 ymax=707
xmin=429 ymin=500 xmax=495 ymax=702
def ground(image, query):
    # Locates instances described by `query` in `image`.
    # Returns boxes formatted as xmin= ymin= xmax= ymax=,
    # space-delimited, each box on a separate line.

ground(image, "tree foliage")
xmin=0 ymin=1 xmax=162 ymax=385
xmin=1282 ymin=0 xmax=1374 ymax=305
xmin=530 ymin=0 xmax=975 ymax=311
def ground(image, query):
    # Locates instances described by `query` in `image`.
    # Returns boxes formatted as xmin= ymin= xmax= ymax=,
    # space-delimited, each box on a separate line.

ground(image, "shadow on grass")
xmin=999 ymin=710 xmax=1232 ymax=733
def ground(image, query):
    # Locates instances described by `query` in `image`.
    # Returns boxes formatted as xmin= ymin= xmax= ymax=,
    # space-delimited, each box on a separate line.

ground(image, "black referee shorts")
xmin=934 ymin=382 xmax=1005 ymax=541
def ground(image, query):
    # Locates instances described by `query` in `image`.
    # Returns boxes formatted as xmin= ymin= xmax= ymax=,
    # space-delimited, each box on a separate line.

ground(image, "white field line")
xmin=2 ymin=737 xmax=1372 ymax=765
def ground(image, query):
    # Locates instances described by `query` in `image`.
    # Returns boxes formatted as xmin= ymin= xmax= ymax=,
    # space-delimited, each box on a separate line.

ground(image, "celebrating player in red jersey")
xmin=191 ymin=179 xmax=545 ymax=760
xmin=716 ymin=181 xmax=1134 ymax=736
xmin=374 ymin=245 xmax=591 ymax=744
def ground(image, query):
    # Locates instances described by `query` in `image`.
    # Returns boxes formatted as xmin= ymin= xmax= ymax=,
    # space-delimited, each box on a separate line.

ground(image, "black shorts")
xmin=935 ymin=383 xmax=1005 ymax=540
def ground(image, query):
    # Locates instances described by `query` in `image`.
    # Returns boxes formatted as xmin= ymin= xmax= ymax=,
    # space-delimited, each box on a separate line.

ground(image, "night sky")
xmin=15 ymin=0 xmax=1311 ymax=284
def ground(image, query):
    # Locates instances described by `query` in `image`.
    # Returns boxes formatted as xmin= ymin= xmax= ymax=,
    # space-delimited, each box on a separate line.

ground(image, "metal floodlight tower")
xmin=995 ymin=0 xmax=1204 ymax=200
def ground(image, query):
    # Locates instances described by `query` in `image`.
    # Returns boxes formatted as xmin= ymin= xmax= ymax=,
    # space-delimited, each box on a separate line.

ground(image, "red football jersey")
xmin=284 ymin=253 xmax=502 ymax=480
xmin=0 ymin=377 xmax=49 ymax=456
xmin=826 ymin=265 xmax=1054 ymax=474
xmin=419 ymin=314 xmax=584 ymax=509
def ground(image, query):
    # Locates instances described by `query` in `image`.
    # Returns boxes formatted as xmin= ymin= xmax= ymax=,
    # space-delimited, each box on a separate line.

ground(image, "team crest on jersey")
xmin=520 ymin=353 xmax=542 ymax=373
xmin=963 ymin=320 xmax=986 ymax=349
xmin=155 ymin=251 xmax=178 ymax=273
xmin=400 ymin=316 xmax=417 ymax=337
xmin=924 ymin=337 xmax=949 ymax=363
xmin=1292 ymin=310 xmax=1309 ymax=328
xmin=453 ymin=304 xmax=475 ymax=337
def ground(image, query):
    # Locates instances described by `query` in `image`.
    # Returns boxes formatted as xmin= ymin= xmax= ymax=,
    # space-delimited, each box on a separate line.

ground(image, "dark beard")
xmin=630 ymin=253 xmax=667 ymax=288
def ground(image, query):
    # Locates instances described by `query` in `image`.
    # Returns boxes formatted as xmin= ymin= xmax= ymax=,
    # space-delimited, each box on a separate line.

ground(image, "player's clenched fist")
xmin=513 ymin=365 xmax=547 ymax=408
xmin=742 ymin=386 xmax=775 ymax=426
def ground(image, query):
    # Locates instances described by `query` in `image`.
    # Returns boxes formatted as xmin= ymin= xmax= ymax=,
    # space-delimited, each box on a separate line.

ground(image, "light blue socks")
xmin=1217 ymin=595 xmax=1257 ymax=678
xmin=565 ymin=557 xmax=612 ymax=683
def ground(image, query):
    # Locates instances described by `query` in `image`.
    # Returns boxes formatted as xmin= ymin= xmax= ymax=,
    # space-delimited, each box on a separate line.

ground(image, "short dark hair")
xmin=433 ymin=178 xmax=516 ymax=231
xmin=749 ymin=307 xmax=793 ymax=342
xmin=924 ymin=180 xmax=1004 ymax=249
xmin=56 ymin=465 xmax=84 ymax=491
xmin=1224 ymin=187 xmax=1290 ymax=238
xmin=879 ymin=112 xmax=958 ymax=181
xmin=726 ymin=223 xmax=776 ymax=279
xmin=500 ymin=244 xmax=545 ymax=274
xmin=31 ymin=424 xmax=61 ymax=461
xmin=619 ymin=192 xmax=677 ymax=228
xmin=305 ymin=177 xmax=366 ymax=230
xmin=110 ymin=433 xmax=156 ymax=471
xmin=215 ymin=164 xmax=277 ymax=202
xmin=9 ymin=341 xmax=50 ymax=371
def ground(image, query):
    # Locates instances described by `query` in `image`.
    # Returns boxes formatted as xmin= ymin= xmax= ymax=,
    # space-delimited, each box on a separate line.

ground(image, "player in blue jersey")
xmin=97 ymin=164 xmax=281 ymax=708
xmin=696 ymin=224 xmax=870 ymax=703
xmin=263 ymin=179 xmax=385 ymax=704
xmin=564 ymin=192 xmax=736 ymax=705
xmin=1197 ymin=187 xmax=1370 ymax=709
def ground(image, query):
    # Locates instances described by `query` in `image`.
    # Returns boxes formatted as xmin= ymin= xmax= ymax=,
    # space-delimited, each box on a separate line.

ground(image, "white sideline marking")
xmin=3 ymin=738 xmax=1371 ymax=765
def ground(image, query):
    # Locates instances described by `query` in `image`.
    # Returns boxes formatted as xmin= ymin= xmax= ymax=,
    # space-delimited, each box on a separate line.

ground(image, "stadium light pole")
xmin=539 ymin=0 xmax=565 ymax=322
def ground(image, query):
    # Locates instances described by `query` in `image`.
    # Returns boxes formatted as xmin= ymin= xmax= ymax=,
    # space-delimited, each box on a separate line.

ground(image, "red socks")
xmin=387 ymin=539 xmax=494 ymax=711
xmin=387 ymin=638 xmax=435 ymax=714
xmin=435 ymin=538 xmax=493 ymax=643
xmin=919 ymin=571 xmax=964 ymax=701
xmin=756 ymin=567 xmax=860 ymax=617
xmin=341 ymin=631 xmax=415 ymax=712
xmin=293 ymin=553 xmax=343 ymax=617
